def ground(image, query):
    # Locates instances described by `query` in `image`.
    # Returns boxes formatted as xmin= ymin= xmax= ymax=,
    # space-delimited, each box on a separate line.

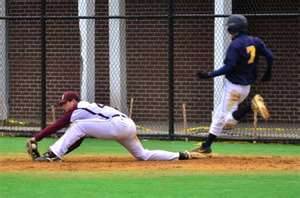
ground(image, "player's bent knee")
xmin=133 ymin=154 xmax=148 ymax=161
xmin=131 ymin=150 xmax=150 ymax=161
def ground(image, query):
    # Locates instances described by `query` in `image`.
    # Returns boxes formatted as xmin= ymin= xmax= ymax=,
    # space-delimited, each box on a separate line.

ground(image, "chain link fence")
xmin=0 ymin=0 xmax=299 ymax=142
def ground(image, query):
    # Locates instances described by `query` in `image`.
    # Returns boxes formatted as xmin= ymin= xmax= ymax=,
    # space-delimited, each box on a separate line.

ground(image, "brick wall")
xmin=126 ymin=1 xmax=169 ymax=122
xmin=46 ymin=1 xmax=81 ymax=117
xmin=126 ymin=0 xmax=214 ymax=122
xmin=248 ymin=16 xmax=299 ymax=122
xmin=7 ymin=1 xmax=299 ymax=124
xmin=8 ymin=0 xmax=42 ymax=121
xmin=173 ymin=1 xmax=214 ymax=123
xmin=8 ymin=0 xmax=108 ymax=121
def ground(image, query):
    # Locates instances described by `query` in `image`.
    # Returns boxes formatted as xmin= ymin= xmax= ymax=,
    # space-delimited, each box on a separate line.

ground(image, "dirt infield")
xmin=0 ymin=155 xmax=299 ymax=172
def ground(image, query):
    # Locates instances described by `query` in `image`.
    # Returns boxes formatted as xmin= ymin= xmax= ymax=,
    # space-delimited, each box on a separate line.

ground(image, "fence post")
xmin=0 ymin=0 xmax=8 ymax=121
xmin=41 ymin=0 xmax=47 ymax=129
xmin=168 ymin=0 xmax=175 ymax=140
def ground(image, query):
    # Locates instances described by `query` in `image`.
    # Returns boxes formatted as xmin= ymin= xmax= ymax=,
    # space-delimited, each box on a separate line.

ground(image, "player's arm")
xmin=255 ymin=37 xmax=273 ymax=81
xmin=206 ymin=63 xmax=234 ymax=78
xmin=33 ymin=110 xmax=73 ymax=142
xmin=197 ymin=45 xmax=238 ymax=79
xmin=26 ymin=110 xmax=73 ymax=160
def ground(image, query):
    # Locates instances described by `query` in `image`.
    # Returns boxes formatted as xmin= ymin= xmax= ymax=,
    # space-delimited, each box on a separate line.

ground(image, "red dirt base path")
xmin=0 ymin=155 xmax=299 ymax=172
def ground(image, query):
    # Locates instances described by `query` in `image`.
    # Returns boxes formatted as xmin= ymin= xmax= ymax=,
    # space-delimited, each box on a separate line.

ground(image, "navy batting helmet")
xmin=226 ymin=14 xmax=248 ymax=34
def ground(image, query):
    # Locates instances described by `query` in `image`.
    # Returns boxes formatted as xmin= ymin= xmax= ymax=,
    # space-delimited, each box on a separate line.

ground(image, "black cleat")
xmin=191 ymin=143 xmax=212 ymax=154
xmin=179 ymin=151 xmax=190 ymax=160
xmin=35 ymin=150 xmax=60 ymax=162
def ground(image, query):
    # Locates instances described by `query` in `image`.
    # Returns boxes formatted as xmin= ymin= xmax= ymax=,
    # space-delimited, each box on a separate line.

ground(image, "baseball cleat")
xmin=179 ymin=151 xmax=191 ymax=160
xmin=190 ymin=143 xmax=212 ymax=154
xmin=35 ymin=150 xmax=60 ymax=162
xmin=251 ymin=94 xmax=270 ymax=120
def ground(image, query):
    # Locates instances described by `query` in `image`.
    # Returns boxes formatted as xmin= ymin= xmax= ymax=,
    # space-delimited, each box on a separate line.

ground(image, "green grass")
xmin=0 ymin=137 xmax=299 ymax=198
xmin=0 ymin=172 xmax=299 ymax=198
xmin=0 ymin=136 xmax=299 ymax=156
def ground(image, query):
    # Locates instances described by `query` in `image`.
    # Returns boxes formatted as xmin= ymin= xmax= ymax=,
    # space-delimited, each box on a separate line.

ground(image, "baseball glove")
xmin=26 ymin=137 xmax=41 ymax=160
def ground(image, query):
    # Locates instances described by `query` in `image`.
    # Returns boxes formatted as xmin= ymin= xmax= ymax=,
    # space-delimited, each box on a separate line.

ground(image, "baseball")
xmin=31 ymin=143 xmax=37 ymax=149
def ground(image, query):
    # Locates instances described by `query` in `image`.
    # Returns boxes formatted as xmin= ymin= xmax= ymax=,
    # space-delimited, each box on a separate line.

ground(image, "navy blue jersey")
xmin=209 ymin=33 xmax=273 ymax=85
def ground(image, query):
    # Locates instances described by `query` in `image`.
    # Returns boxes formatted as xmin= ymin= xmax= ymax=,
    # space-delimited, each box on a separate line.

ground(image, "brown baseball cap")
xmin=58 ymin=91 xmax=80 ymax=106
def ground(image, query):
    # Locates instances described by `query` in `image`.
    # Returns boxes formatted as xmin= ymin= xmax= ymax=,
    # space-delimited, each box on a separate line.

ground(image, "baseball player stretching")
xmin=27 ymin=91 xmax=203 ymax=161
xmin=192 ymin=14 xmax=273 ymax=153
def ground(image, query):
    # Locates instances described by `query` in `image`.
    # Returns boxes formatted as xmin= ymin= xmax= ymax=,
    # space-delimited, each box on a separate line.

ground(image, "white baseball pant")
xmin=209 ymin=79 xmax=251 ymax=136
xmin=50 ymin=116 xmax=179 ymax=160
